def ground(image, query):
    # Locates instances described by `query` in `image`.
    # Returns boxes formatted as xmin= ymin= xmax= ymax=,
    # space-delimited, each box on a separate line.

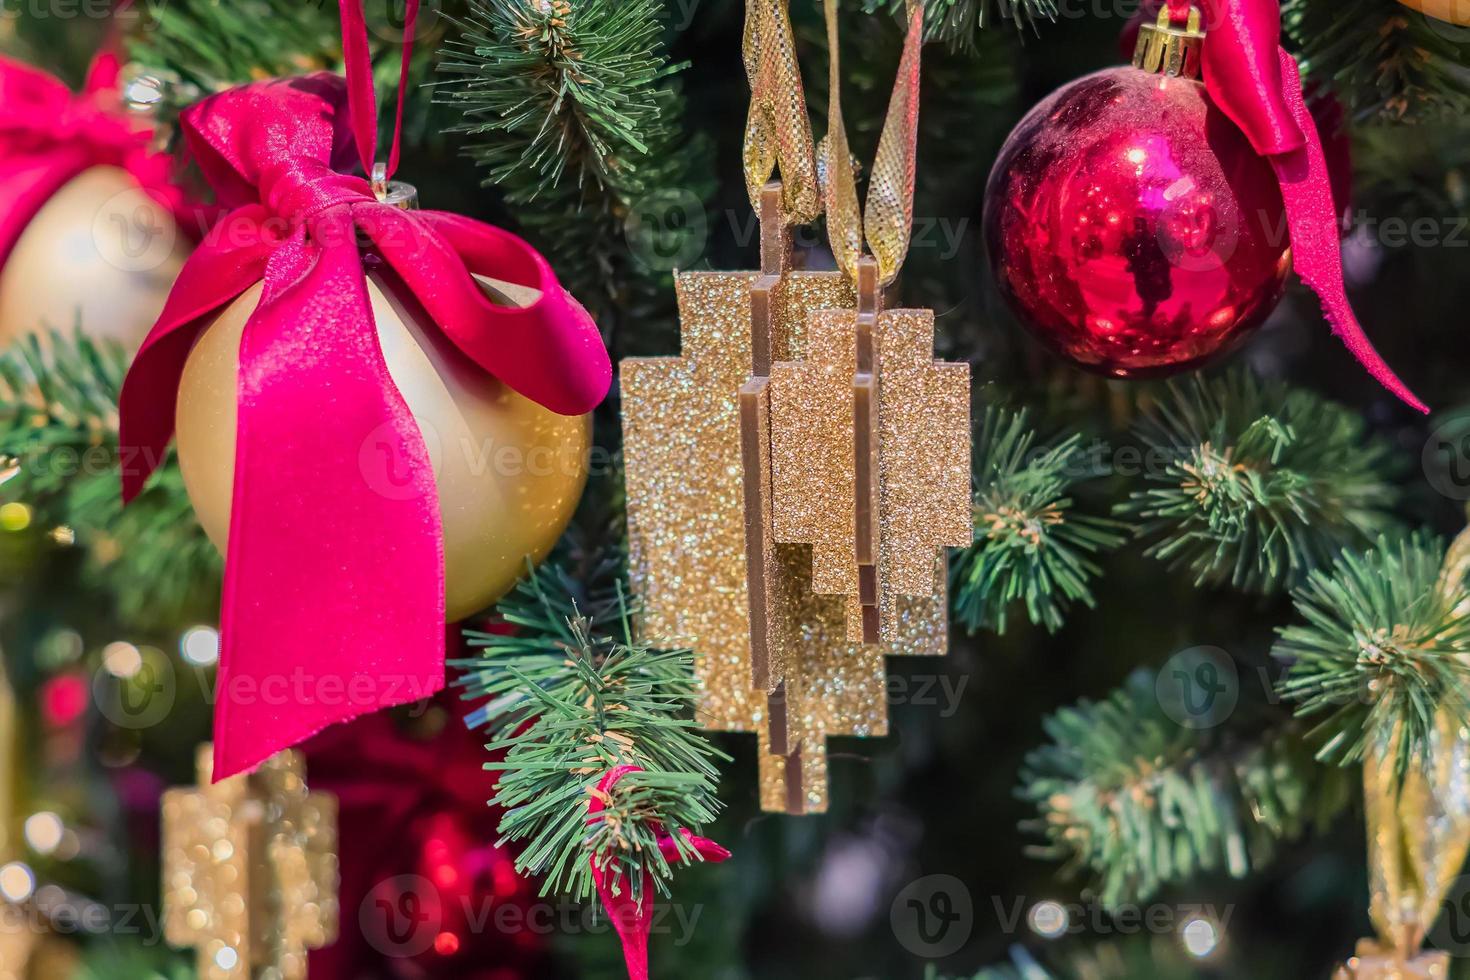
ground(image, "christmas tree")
xmin=2 ymin=0 xmax=1470 ymax=978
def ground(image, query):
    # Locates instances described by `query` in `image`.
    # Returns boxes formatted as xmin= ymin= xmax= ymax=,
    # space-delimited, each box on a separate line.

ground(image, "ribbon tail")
xmin=1271 ymin=51 xmax=1428 ymax=414
xmin=213 ymin=212 xmax=445 ymax=780
xmin=596 ymin=877 xmax=653 ymax=980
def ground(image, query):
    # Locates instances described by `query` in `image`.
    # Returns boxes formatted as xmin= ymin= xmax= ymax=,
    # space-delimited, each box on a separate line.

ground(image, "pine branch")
xmin=865 ymin=0 xmax=1057 ymax=49
xmin=127 ymin=0 xmax=455 ymax=145
xmin=1116 ymin=371 xmax=1401 ymax=596
xmin=1019 ymin=670 xmax=1351 ymax=909
xmin=952 ymin=407 xmax=1126 ymax=635
xmin=1275 ymin=532 xmax=1470 ymax=780
xmin=456 ymin=563 xmax=726 ymax=907
xmin=127 ymin=0 xmax=343 ymax=120
xmin=0 ymin=330 xmax=219 ymax=628
xmin=1285 ymin=0 xmax=1470 ymax=120
xmin=436 ymin=0 xmax=714 ymax=344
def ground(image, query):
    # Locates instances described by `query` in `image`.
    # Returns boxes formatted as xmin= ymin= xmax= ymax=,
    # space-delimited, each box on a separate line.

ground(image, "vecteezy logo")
xmin=1429 ymin=874 xmax=1470 ymax=954
xmin=625 ymin=188 xmax=708 ymax=273
xmin=890 ymin=875 xmax=973 ymax=959
xmin=1156 ymin=646 xmax=1239 ymax=730
xmin=93 ymin=654 xmax=176 ymax=730
xmin=1425 ymin=414 xmax=1470 ymax=502
xmin=360 ymin=874 xmax=440 ymax=958
xmin=357 ymin=420 xmax=443 ymax=502
xmin=91 ymin=188 xmax=179 ymax=275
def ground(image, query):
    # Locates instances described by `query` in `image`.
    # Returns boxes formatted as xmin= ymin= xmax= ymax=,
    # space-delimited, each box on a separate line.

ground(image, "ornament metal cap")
xmin=1133 ymin=5 xmax=1205 ymax=80
xmin=371 ymin=161 xmax=418 ymax=210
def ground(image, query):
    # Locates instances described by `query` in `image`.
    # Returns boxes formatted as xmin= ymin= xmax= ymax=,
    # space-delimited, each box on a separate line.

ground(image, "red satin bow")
xmin=0 ymin=52 xmax=200 ymax=269
xmin=1197 ymin=0 xmax=1427 ymax=413
xmin=588 ymin=766 xmax=731 ymax=980
xmin=119 ymin=66 xmax=611 ymax=780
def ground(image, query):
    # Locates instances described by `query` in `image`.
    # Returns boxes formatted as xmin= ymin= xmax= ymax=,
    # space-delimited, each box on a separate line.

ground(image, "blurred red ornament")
xmin=305 ymin=690 xmax=547 ymax=980
xmin=984 ymin=65 xmax=1293 ymax=377
xmin=41 ymin=672 xmax=88 ymax=728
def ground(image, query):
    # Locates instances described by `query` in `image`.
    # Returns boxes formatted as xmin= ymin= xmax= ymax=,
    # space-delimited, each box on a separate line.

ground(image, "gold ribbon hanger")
xmin=820 ymin=0 xmax=923 ymax=286
xmin=744 ymin=0 xmax=924 ymax=283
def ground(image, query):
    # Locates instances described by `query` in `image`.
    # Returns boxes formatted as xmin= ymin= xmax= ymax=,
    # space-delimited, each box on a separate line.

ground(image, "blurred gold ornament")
xmin=0 ymin=166 xmax=188 ymax=351
xmin=174 ymin=272 xmax=591 ymax=621
xmin=1334 ymin=941 xmax=1449 ymax=980
xmin=623 ymin=185 xmax=954 ymax=815
xmin=1339 ymin=520 xmax=1470 ymax=975
xmin=1396 ymin=0 xmax=1470 ymax=26
xmin=162 ymin=745 xmax=338 ymax=980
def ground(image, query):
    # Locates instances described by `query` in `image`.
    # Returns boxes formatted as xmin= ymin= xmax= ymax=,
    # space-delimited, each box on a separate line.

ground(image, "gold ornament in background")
xmin=163 ymin=745 xmax=338 ymax=980
xmin=623 ymin=185 xmax=954 ymax=814
xmin=1337 ymin=520 xmax=1470 ymax=978
xmin=174 ymin=273 xmax=591 ymax=621
xmin=0 ymin=166 xmax=189 ymax=352
xmin=1395 ymin=0 xmax=1470 ymax=26
xmin=768 ymin=258 xmax=970 ymax=644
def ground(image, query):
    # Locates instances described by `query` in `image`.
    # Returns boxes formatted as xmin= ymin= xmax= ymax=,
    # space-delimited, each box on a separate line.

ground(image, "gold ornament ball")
xmin=0 ymin=165 xmax=189 ymax=351
xmin=1397 ymin=0 xmax=1470 ymax=24
xmin=174 ymin=272 xmax=592 ymax=621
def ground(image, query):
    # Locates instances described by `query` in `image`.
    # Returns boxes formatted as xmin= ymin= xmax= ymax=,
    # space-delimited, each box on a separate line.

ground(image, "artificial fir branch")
xmin=0 ymin=330 xmax=219 ymax=628
xmin=436 ymin=0 xmax=714 ymax=342
xmin=866 ymin=0 xmax=1057 ymax=49
xmin=1285 ymin=0 xmax=1470 ymax=119
xmin=457 ymin=563 xmax=726 ymax=907
xmin=1274 ymin=532 xmax=1470 ymax=780
xmin=952 ymin=407 xmax=1126 ymax=635
xmin=1019 ymin=670 xmax=1351 ymax=909
xmin=1116 ymin=371 xmax=1400 ymax=596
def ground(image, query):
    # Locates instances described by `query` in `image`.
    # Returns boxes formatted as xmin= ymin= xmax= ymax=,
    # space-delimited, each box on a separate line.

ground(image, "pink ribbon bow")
xmin=0 ymin=51 xmax=201 ymax=270
xmin=1196 ymin=0 xmax=1427 ymax=413
xmin=587 ymin=766 xmax=731 ymax=980
xmin=119 ymin=55 xmax=611 ymax=778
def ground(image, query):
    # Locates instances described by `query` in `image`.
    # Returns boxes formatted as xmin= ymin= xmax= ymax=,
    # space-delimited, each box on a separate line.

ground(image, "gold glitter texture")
xmin=769 ymin=272 xmax=970 ymax=644
xmin=623 ymin=184 xmax=959 ymax=814
xmin=163 ymin=746 xmax=338 ymax=980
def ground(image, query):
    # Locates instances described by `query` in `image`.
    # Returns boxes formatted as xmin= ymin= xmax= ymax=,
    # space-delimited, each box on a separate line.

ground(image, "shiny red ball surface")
xmin=984 ymin=67 xmax=1292 ymax=377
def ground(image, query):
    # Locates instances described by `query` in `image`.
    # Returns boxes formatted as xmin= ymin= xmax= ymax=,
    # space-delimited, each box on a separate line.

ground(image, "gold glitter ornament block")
xmin=768 ymin=261 xmax=971 ymax=645
xmin=163 ymin=745 xmax=339 ymax=980
xmin=623 ymin=183 xmax=954 ymax=814
xmin=1335 ymin=942 xmax=1449 ymax=980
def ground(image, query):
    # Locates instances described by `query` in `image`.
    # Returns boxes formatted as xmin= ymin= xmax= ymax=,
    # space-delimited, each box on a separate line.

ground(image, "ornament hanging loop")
xmin=371 ymin=162 xmax=419 ymax=211
xmin=1134 ymin=4 xmax=1204 ymax=79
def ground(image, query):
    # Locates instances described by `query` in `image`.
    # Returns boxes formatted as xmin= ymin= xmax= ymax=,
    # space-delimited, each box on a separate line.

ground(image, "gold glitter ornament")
xmin=623 ymin=186 xmax=954 ymax=814
xmin=1338 ymin=520 xmax=1470 ymax=976
xmin=162 ymin=745 xmax=339 ymax=980
xmin=768 ymin=258 xmax=970 ymax=644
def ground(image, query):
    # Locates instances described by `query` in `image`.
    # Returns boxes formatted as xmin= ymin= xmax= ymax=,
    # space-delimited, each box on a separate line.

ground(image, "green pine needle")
xmin=952 ymin=407 xmax=1126 ymax=635
xmin=867 ymin=0 xmax=1058 ymax=49
xmin=0 ymin=330 xmax=219 ymax=628
xmin=1275 ymin=532 xmax=1470 ymax=780
xmin=1285 ymin=0 xmax=1470 ymax=120
xmin=1019 ymin=670 xmax=1350 ymax=909
xmin=436 ymin=0 xmax=714 ymax=331
xmin=1117 ymin=371 xmax=1400 ymax=596
xmin=456 ymin=563 xmax=726 ymax=907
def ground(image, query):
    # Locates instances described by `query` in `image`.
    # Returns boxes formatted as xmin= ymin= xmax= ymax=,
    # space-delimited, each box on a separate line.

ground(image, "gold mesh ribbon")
xmin=1360 ymin=520 xmax=1470 ymax=961
xmin=744 ymin=0 xmax=822 ymax=224
xmin=819 ymin=0 xmax=923 ymax=285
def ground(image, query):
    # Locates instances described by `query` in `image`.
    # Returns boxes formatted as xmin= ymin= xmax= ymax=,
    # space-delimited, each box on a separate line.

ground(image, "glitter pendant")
xmin=622 ymin=183 xmax=969 ymax=814
xmin=162 ymin=745 xmax=339 ymax=979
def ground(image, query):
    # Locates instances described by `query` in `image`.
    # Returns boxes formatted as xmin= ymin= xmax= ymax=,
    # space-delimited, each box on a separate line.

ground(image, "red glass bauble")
xmin=983 ymin=66 xmax=1293 ymax=377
